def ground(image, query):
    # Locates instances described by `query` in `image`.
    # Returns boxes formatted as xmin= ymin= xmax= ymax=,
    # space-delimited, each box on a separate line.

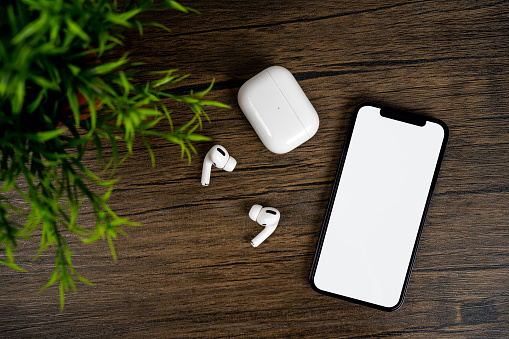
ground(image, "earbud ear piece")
xmin=249 ymin=204 xmax=263 ymax=221
xmin=201 ymin=145 xmax=237 ymax=186
xmin=249 ymin=205 xmax=280 ymax=247
xmin=223 ymin=156 xmax=237 ymax=172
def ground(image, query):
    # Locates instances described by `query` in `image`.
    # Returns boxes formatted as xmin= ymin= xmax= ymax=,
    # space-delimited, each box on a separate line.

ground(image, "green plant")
xmin=0 ymin=0 xmax=228 ymax=309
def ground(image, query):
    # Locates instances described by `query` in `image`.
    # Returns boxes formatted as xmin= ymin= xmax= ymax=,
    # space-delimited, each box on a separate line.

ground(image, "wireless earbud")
xmin=249 ymin=204 xmax=280 ymax=247
xmin=201 ymin=145 xmax=237 ymax=186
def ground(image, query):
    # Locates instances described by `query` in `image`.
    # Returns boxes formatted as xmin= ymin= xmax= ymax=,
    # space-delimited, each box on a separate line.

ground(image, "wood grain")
xmin=1 ymin=0 xmax=508 ymax=337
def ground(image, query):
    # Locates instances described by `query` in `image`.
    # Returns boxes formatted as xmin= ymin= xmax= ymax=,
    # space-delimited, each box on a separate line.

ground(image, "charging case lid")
xmin=238 ymin=66 xmax=319 ymax=154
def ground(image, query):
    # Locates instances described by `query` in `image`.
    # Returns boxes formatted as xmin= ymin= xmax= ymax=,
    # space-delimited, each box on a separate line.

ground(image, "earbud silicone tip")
xmin=223 ymin=157 xmax=237 ymax=172
xmin=249 ymin=204 xmax=262 ymax=221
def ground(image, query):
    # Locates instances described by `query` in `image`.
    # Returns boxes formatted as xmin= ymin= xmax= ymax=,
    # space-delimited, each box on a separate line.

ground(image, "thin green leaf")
xmin=199 ymin=100 xmax=231 ymax=108
xmin=59 ymin=281 xmax=65 ymax=312
xmin=161 ymin=0 xmax=195 ymax=13
xmin=72 ymin=269 xmax=94 ymax=286
xmin=11 ymin=13 xmax=48 ymax=44
xmin=185 ymin=134 xmax=212 ymax=142
xmin=29 ymin=75 xmax=60 ymax=91
xmin=107 ymin=234 xmax=117 ymax=260
xmin=84 ymin=54 xmax=129 ymax=76
xmin=24 ymin=129 xmax=65 ymax=142
xmin=0 ymin=259 xmax=27 ymax=272
xmin=139 ymin=21 xmax=171 ymax=33
xmin=106 ymin=8 xmax=142 ymax=26
xmin=65 ymin=16 xmax=90 ymax=42
xmin=134 ymin=19 xmax=143 ymax=35
xmin=40 ymin=267 xmax=62 ymax=291
xmin=68 ymin=64 xmax=81 ymax=76
xmin=66 ymin=88 xmax=81 ymax=126
xmin=142 ymin=135 xmax=156 ymax=168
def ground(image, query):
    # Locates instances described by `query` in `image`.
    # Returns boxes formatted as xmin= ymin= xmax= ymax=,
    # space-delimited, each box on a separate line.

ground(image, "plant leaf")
xmin=24 ymin=129 xmax=65 ymax=142
xmin=11 ymin=13 xmax=48 ymax=44
xmin=65 ymin=16 xmax=90 ymax=42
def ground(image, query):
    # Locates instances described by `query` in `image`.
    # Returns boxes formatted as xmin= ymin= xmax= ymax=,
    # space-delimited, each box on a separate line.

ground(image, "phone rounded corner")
xmin=383 ymin=295 xmax=406 ymax=312
xmin=355 ymin=101 xmax=378 ymax=114
xmin=308 ymin=276 xmax=333 ymax=301
xmin=427 ymin=116 xmax=449 ymax=144
xmin=308 ymin=265 xmax=319 ymax=287
xmin=438 ymin=119 xmax=449 ymax=140
xmin=308 ymin=274 xmax=319 ymax=292
xmin=356 ymin=101 xmax=378 ymax=109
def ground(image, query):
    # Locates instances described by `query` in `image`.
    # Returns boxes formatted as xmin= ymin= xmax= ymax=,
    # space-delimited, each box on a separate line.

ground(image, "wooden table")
xmin=1 ymin=0 xmax=508 ymax=337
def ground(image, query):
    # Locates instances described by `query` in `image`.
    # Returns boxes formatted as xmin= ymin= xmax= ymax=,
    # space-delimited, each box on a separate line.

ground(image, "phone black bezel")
xmin=309 ymin=101 xmax=449 ymax=312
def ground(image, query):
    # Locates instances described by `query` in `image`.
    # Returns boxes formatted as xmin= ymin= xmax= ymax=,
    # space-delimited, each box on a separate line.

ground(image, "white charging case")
xmin=238 ymin=66 xmax=319 ymax=154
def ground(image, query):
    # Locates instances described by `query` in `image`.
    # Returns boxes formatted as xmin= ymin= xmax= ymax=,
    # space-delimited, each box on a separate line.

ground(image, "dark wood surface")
xmin=1 ymin=0 xmax=508 ymax=337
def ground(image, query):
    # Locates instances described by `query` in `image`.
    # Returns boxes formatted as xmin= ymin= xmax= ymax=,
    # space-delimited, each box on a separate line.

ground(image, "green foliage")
xmin=0 ymin=0 xmax=228 ymax=310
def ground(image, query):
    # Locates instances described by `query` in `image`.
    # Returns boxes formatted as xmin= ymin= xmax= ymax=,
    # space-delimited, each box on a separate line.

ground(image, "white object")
xmin=238 ymin=66 xmax=319 ymax=154
xmin=310 ymin=103 xmax=447 ymax=311
xmin=249 ymin=204 xmax=280 ymax=247
xmin=201 ymin=145 xmax=237 ymax=186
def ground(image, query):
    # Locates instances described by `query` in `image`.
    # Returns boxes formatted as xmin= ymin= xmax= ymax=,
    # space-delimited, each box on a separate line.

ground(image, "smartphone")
xmin=309 ymin=102 xmax=448 ymax=311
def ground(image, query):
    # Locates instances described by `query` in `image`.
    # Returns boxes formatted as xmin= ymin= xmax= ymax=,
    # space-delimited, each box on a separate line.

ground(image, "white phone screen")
xmin=311 ymin=104 xmax=447 ymax=310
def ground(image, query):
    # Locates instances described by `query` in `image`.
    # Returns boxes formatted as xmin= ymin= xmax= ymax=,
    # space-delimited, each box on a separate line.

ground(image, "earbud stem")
xmin=251 ymin=225 xmax=277 ymax=247
xmin=201 ymin=160 xmax=212 ymax=186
